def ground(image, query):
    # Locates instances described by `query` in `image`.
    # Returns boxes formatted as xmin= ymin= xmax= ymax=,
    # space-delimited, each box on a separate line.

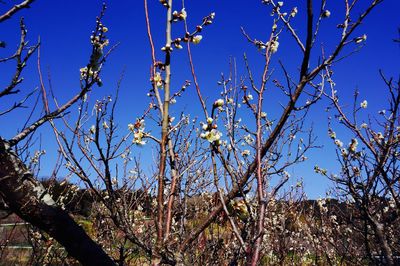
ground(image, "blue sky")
xmin=1 ymin=0 xmax=399 ymax=198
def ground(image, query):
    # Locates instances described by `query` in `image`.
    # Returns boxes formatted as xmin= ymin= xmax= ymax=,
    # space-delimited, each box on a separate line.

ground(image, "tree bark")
xmin=370 ymin=215 xmax=394 ymax=266
xmin=0 ymin=138 xmax=115 ymax=266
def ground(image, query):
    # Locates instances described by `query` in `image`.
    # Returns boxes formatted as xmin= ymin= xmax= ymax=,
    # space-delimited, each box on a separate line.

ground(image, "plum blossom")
xmin=355 ymin=34 xmax=367 ymax=44
xmin=214 ymin=99 xmax=224 ymax=107
xmin=360 ymin=100 xmax=368 ymax=109
xmin=153 ymin=72 xmax=163 ymax=88
xmin=322 ymin=10 xmax=331 ymax=18
xmin=269 ymin=40 xmax=279 ymax=53
xmin=290 ymin=7 xmax=298 ymax=17
xmin=192 ymin=35 xmax=203 ymax=44
xmin=180 ymin=8 xmax=187 ymax=20
xmin=334 ymin=139 xmax=343 ymax=147
xmin=244 ymin=134 xmax=254 ymax=145
xmin=90 ymin=125 xmax=96 ymax=134
xmin=201 ymin=129 xmax=222 ymax=144
xmin=133 ymin=130 xmax=146 ymax=145
xmin=349 ymin=138 xmax=358 ymax=153
xmin=241 ymin=150 xmax=251 ymax=156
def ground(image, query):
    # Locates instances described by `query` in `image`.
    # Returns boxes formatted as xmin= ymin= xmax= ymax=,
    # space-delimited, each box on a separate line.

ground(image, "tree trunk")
xmin=0 ymin=138 xmax=115 ymax=265
xmin=368 ymin=213 xmax=394 ymax=266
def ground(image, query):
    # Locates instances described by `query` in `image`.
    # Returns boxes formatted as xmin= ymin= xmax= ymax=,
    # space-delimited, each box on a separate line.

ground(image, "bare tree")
xmin=325 ymin=69 xmax=400 ymax=265
xmin=0 ymin=2 xmax=114 ymax=265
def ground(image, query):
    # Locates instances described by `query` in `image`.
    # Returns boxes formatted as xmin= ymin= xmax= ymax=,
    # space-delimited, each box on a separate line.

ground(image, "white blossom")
xmin=241 ymin=149 xmax=251 ymax=156
xmin=133 ymin=130 xmax=146 ymax=145
xmin=334 ymin=139 xmax=343 ymax=147
xmin=153 ymin=72 xmax=163 ymax=88
xmin=290 ymin=7 xmax=298 ymax=17
xmin=201 ymin=129 xmax=222 ymax=144
xmin=322 ymin=10 xmax=331 ymax=18
xmin=90 ymin=125 xmax=96 ymax=134
xmin=214 ymin=98 xmax=224 ymax=107
xmin=192 ymin=35 xmax=203 ymax=44
xmin=360 ymin=100 xmax=368 ymax=109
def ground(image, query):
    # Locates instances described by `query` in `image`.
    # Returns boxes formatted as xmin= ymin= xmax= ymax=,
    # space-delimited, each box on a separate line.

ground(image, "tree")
xmin=0 ymin=2 xmax=114 ymax=265
xmin=325 ymin=70 xmax=400 ymax=265
xmin=0 ymin=0 xmax=387 ymax=265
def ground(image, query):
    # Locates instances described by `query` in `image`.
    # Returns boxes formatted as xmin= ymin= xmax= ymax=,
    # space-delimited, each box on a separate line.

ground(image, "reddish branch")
xmin=156 ymin=0 xmax=173 ymax=253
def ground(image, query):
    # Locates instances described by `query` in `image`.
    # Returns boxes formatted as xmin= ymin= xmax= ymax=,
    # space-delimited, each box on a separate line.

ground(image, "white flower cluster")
xmin=172 ymin=8 xmax=187 ymax=22
xmin=268 ymin=39 xmax=279 ymax=53
xmin=349 ymin=138 xmax=358 ymax=153
xmin=200 ymin=116 xmax=222 ymax=144
xmin=80 ymin=22 xmax=109 ymax=85
xmin=128 ymin=119 xmax=146 ymax=145
xmin=241 ymin=149 xmax=251 ymax=157
xmin=244 ymin=134 xmax=254 ymax=145
xmin=80 ymin=66 xmax=98 ymax=80
xmin=30 ymin=150 xmax=46 ymax=165
xmin=201 ymin=129 xmax=222 ymax=143
xmin=153 ymin=72 xmax=163 ymax=88
xmin=258 ymin=39 xmax=279 ymax=54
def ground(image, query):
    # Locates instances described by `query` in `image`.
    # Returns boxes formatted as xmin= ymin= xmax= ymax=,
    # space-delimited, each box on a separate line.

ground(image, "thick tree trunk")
xmin=0 ymin=138 xmax=115 ymax=265
xmin=372 ymin=219 xmax=394 ymax=266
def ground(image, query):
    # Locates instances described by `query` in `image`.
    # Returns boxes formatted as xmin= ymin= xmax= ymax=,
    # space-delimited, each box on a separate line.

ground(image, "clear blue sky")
xmin=1 ymin=0 xmax=399 ymax=198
